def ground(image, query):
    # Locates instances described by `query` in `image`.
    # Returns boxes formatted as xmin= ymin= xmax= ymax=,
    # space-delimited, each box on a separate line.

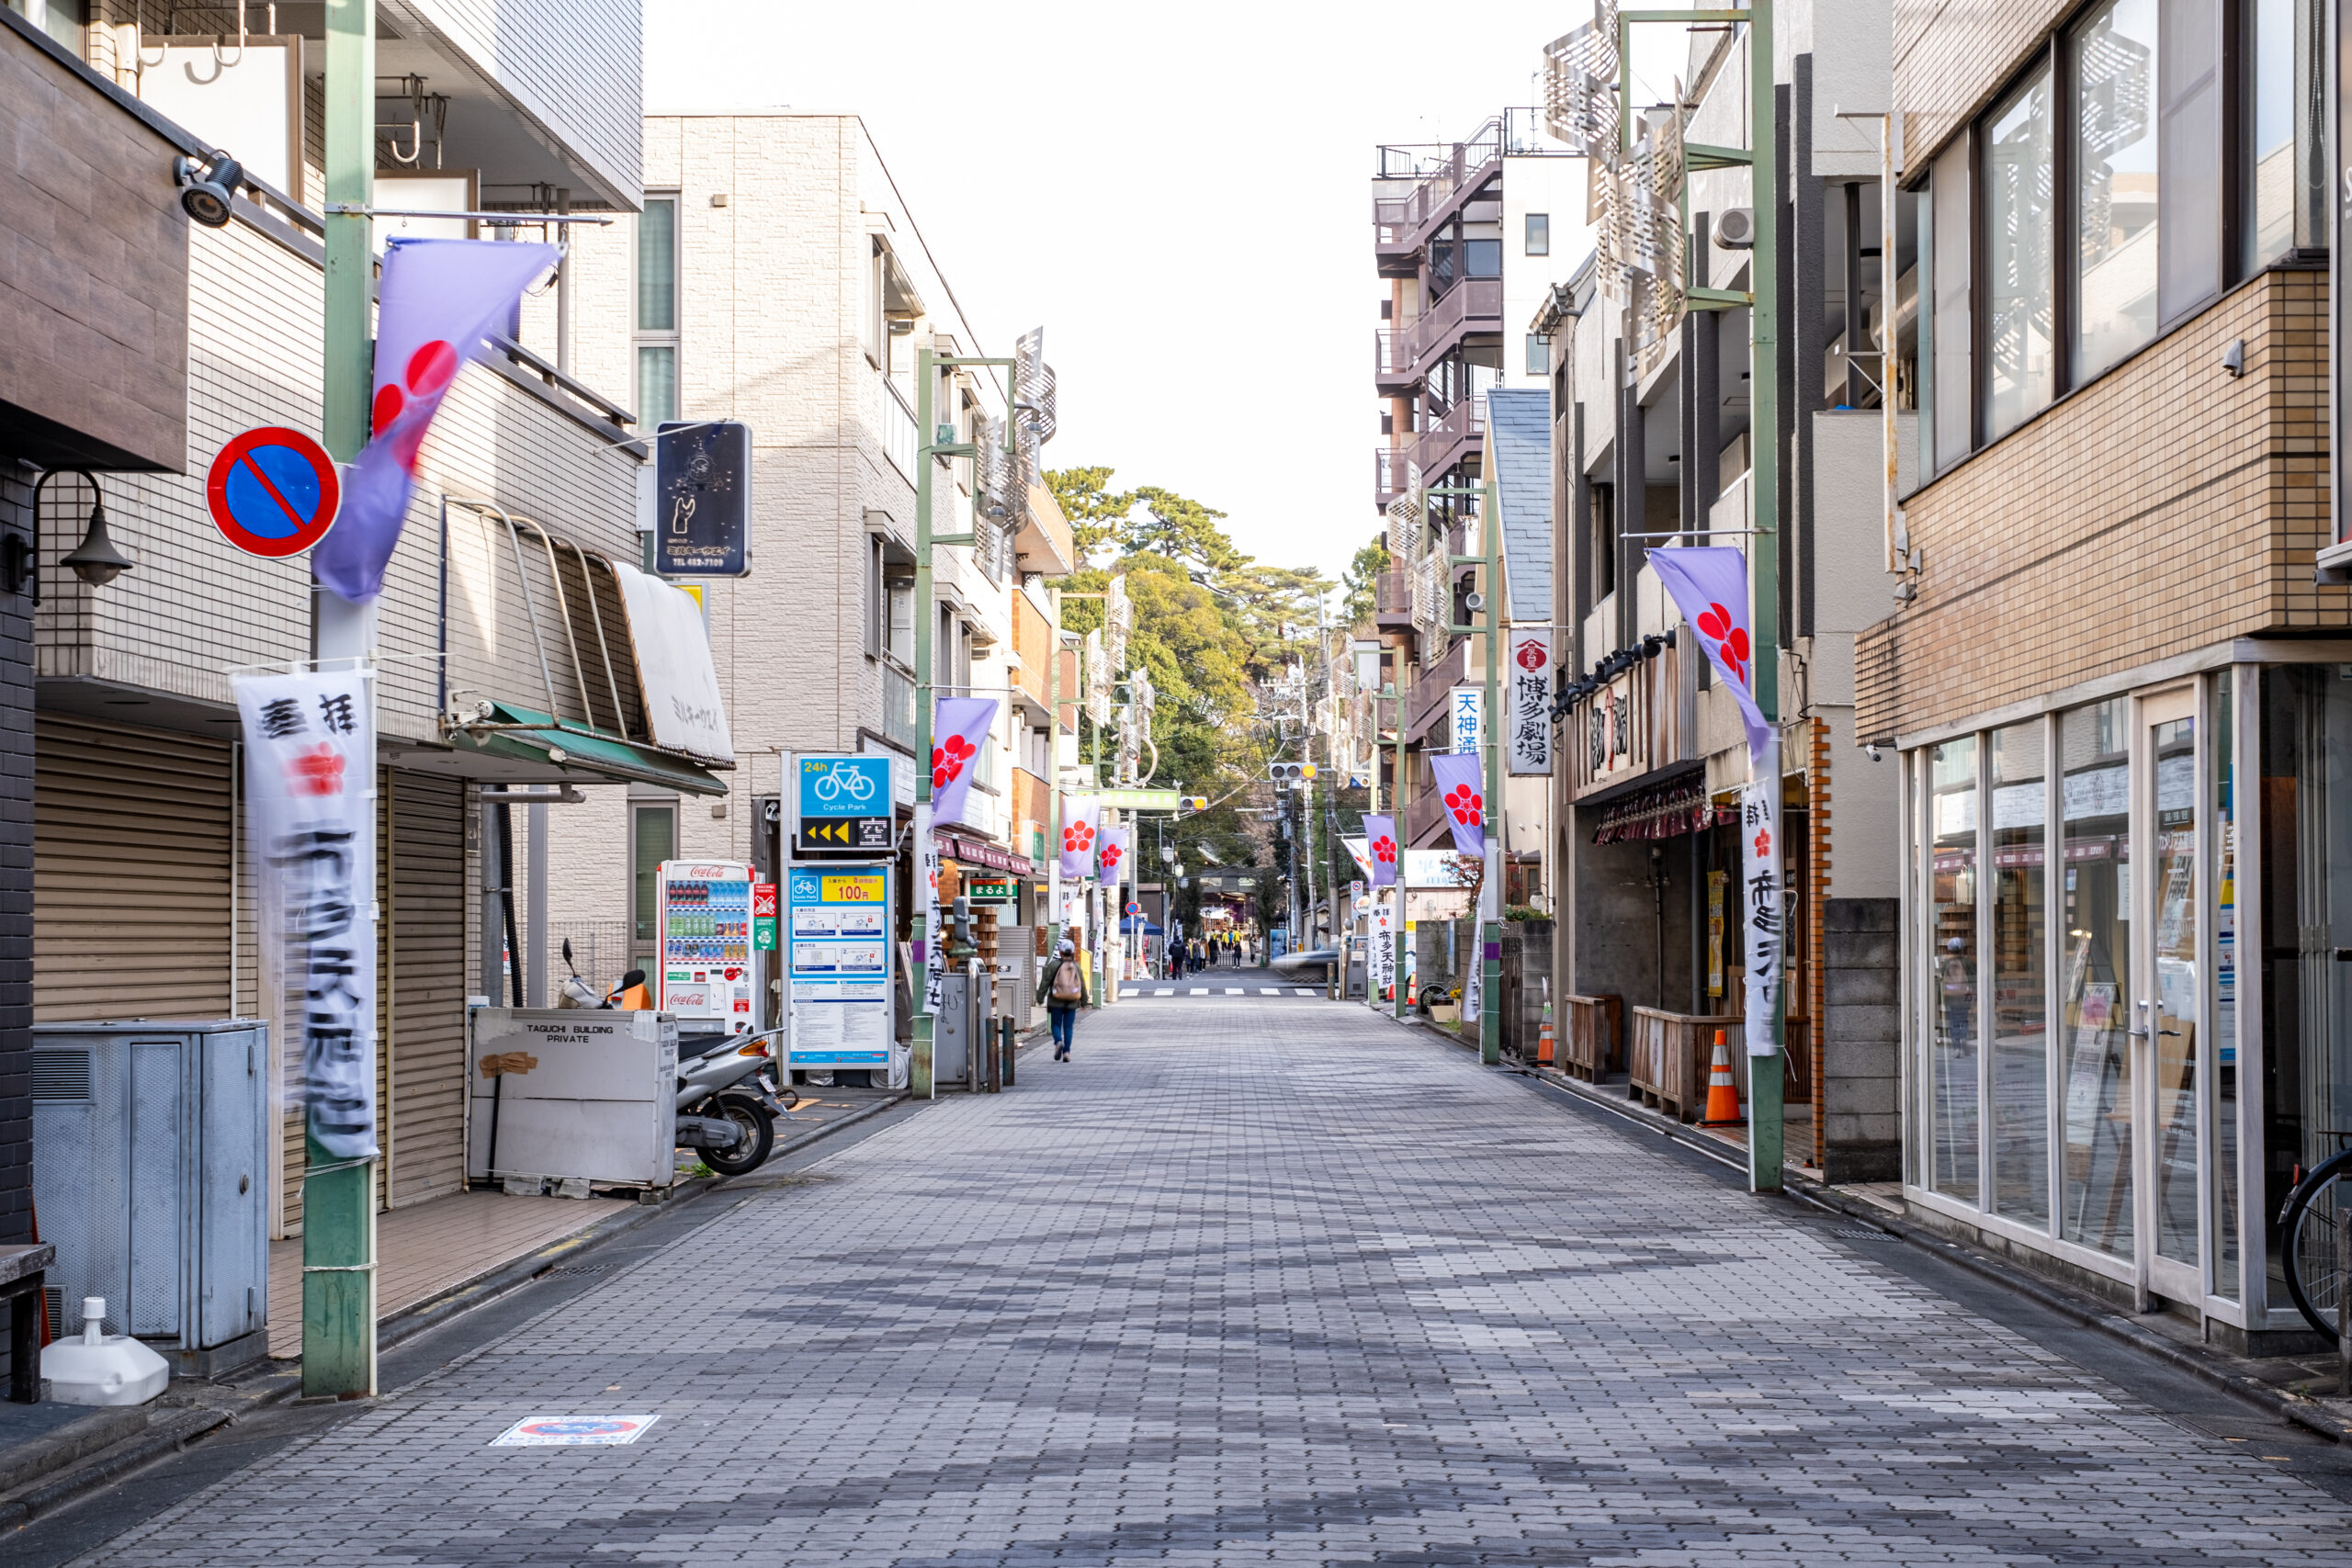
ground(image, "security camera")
xmin=1463 ymin=591 xmax=1486 ymax=613
xmin=1864 ymin=743 xmax=1883 ymax=762
xmin=175 ymin=150 xmax=243 ymax=229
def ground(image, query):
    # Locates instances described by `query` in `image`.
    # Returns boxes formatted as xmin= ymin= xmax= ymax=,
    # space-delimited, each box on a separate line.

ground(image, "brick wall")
xmin=1857 ymin=269 xmax=2335 ymax=740
xmin=1892 ymin=0 xmax=2067 ymax=168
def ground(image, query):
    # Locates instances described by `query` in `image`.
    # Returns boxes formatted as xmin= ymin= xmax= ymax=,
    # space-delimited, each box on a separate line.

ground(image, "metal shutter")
xmin=382 ymin=770 xmax=469 ymax=1208
xmin=35 ymin=716 xmax=233 ymax=1021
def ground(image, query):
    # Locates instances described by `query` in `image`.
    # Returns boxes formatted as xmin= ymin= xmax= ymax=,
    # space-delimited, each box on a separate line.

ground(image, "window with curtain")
xmin=1984 ymin=64 xmax=2055 ymax=442
xmin=1929 ymin=141 xmax=1973 ymax=470
xmin=634 ymin=196 xmax=679 ymax=427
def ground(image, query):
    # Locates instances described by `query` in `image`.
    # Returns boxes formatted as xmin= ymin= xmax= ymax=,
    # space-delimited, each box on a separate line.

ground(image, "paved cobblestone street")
xmin=64 ymin=998 xmax=2352 ymax=1565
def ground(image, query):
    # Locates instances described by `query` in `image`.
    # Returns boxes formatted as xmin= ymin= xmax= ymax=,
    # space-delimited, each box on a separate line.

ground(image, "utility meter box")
xmin=656 ymin=860 xmax=761 ymax=1036
xmin=467 ymin=1009 xmax=679 ymax=1189
xmin=31 ymin=1020 xmax=269 ymax=1376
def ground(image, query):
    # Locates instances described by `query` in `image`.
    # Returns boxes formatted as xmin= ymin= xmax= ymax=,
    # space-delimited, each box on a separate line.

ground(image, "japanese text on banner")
xmin=1740 ymin=737 xmax=1781 ymax=1056
xmin=236 ymin=669 xmax=379 ymax=1159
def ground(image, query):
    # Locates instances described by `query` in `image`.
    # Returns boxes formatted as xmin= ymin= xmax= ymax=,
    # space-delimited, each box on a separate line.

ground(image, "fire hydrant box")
xmin=467 ymin=1009 xmax=679 ymax=1188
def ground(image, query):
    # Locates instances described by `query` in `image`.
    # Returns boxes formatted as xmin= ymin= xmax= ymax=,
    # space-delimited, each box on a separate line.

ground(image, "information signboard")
xmin=795 ymin=754 xmax=892 ymax=854
xmin=786 ymin=864 xmax=892 ymax=1070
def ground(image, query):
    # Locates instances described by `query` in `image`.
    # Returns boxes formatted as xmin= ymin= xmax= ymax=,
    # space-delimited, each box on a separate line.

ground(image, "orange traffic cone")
xmin=1699 ymin=1029 xmax=1745 ymax=1125
xmin=1535 ymin=1010 xmax=1555 ymax=1065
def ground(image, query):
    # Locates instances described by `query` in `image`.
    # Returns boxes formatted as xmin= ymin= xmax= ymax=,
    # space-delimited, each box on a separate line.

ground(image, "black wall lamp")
xmin=5 ymin=468 xmax=136 ymax=603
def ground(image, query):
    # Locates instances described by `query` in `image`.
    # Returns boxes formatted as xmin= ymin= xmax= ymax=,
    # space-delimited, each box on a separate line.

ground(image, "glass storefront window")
xmin=2151 ymin=713 xmax=2199 ymax=1266
xmin=2212 ymin=676 xmax=2239 ymax=1298
xmin=1991 ymin=723 xmax=2049 ymax=1224
xmin=2258 ymin=667 xmax=2352 ymax=1312
xmin=2060 ymin=700 xmax=2133 ymax=1258
xmin=1928 ymin=738 xmax=1981 ymax=1202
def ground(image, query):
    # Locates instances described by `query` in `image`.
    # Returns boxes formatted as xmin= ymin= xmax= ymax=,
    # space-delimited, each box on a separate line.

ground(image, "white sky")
xmin=644 ymin=1 xmax=1686 ymax=579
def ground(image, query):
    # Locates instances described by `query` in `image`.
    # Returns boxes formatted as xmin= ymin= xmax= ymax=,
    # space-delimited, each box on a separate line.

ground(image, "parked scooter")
xmin=673 ymin=1025 xmax=802 ymax=1176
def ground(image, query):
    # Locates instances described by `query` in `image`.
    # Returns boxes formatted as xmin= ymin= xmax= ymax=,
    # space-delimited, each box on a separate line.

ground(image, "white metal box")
xmin=466 ymin=1010 xmax=679 ymax=1188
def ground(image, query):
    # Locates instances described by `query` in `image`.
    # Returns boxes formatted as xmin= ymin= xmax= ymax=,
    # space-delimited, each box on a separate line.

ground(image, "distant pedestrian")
xmin=1037 ymin=939 xmax=1089 ymax=1060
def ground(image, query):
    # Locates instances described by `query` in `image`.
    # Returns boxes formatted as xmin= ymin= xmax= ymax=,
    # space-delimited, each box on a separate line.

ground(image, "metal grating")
xmin=31 ymin=1051 xmax=89 ymax=1102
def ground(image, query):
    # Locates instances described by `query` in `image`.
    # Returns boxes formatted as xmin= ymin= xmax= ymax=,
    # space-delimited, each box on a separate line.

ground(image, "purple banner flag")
xmin=1363 ymin=813 xmax=1398 ymax=887
xmin=1426 ymin=752 xmax=1486 ymax=857
xmin=930 ymin=697 xmax=999 ymax=828
xmin=311 ymin=239 xmax=559 ymax=604
xmin=1645 ymin=546 xmax=1770 ymax=765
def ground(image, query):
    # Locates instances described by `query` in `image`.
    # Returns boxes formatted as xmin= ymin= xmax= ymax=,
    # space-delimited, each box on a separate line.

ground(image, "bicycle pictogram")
xmin=810 ymin=761 xmax=877 ymax=807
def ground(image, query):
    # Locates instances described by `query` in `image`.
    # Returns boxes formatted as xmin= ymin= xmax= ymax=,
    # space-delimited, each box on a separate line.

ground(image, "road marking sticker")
xmin=1294 ymin=989 xmax=1317 ymax=997
xmin=491 ymin=1414 xmax=659 ymax=1448
xmin=1190 ymin=987 xmax=1207 ymax=995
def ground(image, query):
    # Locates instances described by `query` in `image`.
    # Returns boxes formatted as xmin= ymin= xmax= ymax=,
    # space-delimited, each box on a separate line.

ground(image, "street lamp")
xmin=8 ymin=468 xmax=137 ymax=602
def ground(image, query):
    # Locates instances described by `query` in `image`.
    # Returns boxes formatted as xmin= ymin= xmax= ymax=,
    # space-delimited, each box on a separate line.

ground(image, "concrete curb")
xmin=0 ymin=1091 xmax=916 ymax=1528
xmin=1362 ymin=1002 xmax=2352 ymax=1447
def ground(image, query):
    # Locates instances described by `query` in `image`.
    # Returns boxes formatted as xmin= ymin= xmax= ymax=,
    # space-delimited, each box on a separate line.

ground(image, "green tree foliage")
xmin=1045 ymin=467 xmax=1135 ymax=559
xmin=1042 ymin=466 xmax=1340 ymax=891
xmin=1341 ymin=534 xmax=1388 ymax=629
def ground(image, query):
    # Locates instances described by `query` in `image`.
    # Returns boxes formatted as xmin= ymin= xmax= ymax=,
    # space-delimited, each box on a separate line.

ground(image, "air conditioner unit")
xmin=32 ymin=1020 xmax=269 ymax=1376
xmin=1715 ymin=208 xmax=1757 ymax=248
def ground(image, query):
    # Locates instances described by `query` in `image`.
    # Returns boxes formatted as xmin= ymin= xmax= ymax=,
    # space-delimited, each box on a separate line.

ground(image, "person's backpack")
xmin=1050 ymin=958 xmax=1083 ymax=1002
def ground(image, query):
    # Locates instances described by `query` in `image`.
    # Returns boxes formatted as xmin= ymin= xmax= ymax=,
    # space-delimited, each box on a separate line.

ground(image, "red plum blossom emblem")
xmin=1372 ymin=835 xmax=1396 ymax=865
xmin=1063 ymin=822 xmax=1095 ymax=854
xmin=1693 ymin=601 xmax=1750 ymax=689
xmin=1442 ymin=785 xmax=1483 ymax=829
xmin=932 ymin=733 xmax=975 ymax=791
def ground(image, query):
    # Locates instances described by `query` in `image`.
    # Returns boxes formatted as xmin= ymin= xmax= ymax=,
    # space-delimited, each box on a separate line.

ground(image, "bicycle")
xmin=2277 ymin=1136 xmax=2352 ymax=1341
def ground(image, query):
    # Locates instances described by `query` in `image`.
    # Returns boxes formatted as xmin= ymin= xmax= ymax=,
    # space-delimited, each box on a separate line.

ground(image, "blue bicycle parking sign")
xmin=798 ymin=755 xmax=890 ymax=819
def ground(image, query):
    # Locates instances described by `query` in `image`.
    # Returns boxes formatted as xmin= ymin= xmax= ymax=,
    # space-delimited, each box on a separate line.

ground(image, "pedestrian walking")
xmin=1037 ymin=939 xmax=1089 ymax=1060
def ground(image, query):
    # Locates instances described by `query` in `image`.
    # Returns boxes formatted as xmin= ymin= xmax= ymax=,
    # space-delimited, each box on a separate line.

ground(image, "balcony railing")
xmin=1374 ymin=447 xmax=1413 ymax=506
xmin=1412 ymin=393 xmax=1487 ymax=480
xmin=1374 ymin=328 xmax=1415 ymax=390
xmin=1373 ymin=117 xmax=1507 ymax=256
xmin=883 ymin=381 xmax=920 ymax=480
xmin=881 ymin=662 xmax=918 ymax=752
xmin=1374 ymin=568 xmax=1412 ymax=619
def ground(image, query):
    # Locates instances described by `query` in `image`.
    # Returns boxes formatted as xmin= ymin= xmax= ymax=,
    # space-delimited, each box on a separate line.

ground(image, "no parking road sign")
xmin=206 ymin=426 xmax=341 ymax=558
xmin=489 ymin=1413 xmax=660 ymax=1448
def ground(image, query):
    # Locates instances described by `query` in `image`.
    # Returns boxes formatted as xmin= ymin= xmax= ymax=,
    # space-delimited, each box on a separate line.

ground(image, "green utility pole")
xmin=1744 ymin=0 xmax=1784 ymax=1195
xmin=1435 ymin=480 xmax=1501 ymax=1066
xmin=1391 ymin=678 xmax=1407 ymax=1021
xmin=910 ymin=342 xmax=1012 ymax=1097
xmin=306 ymin=0 xmax=378 ymax=1399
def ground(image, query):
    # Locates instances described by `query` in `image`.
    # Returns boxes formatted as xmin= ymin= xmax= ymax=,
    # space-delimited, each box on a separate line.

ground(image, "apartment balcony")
xmin=1406 ymin=279 xmax=1503 ymax=379
xmin=1405 ymin=636 xmax=1469 ymax=747
xmin=1413 ymin=394 xmax=1487 ymax=487
xmin=1374 ymin=568 xmax=1414 ymax=632
xmin=1373 ymin=118 xmax=1506 ymax=276
xmin=1374 ymin=329 xmax=1417 ymax=397
xmin=1374 ymin=446 xmax=1415 ymax=509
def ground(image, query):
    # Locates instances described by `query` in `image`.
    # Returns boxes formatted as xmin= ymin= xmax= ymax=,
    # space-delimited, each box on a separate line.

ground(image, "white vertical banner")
xmin=1740 ymin=735 xmax=1782 ymax=1054
xmin=916 ymin=803 xmax=942 ymax=1015
xmin=1368 ymin=891 xmax=1396 ymax=1001
xmin=236 ymin=667 xmax=379 ymax=1161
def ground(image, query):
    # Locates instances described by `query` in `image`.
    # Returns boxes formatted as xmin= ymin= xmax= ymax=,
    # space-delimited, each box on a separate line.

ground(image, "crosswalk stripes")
xmin=1115 ymin=983 xmax=1333 ymax=1001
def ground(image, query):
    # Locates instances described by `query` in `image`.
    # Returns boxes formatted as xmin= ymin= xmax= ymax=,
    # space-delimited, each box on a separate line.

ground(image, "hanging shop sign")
xmin=654 ymin=419 xmax=752 ymax=577
xmin=207 ymin=426 xmax=341 ymax=558
xmin=1507 ymin=635 xmax=1552 ymax=775
xmin=1449 ymin=687 xmax=1482 ymax=757
xmin=786 ymin=864 xmax=893 ymax=1071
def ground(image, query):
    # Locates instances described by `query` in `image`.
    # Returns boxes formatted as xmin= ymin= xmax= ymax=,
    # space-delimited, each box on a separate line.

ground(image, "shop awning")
xmin=448 ymin=701 xmax=729 ymax=796
xmin=1591 ymin=774 xmax=1724 ymax=844
xmin=933 ymin=829 xmax=1037 ymax=877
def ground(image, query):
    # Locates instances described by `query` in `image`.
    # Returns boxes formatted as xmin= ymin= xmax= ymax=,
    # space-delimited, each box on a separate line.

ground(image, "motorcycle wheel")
xmin=701 ymin=1096 xmax=775 ymax=1176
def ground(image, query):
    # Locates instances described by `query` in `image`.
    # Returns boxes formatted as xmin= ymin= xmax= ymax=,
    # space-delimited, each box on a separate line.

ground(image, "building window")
xmin=1989 ymin=721 xmax=2048 ymax=1225
xmin=1927 ymin=139 xmax=1973 ymax=472
xmin=1983 ymin=62 xmax=2054 ymax=442
xmin=2244 ymin=0 xmax=2323 ymax=269
xmin=2073 ymin=0 xmax=2160 ymax=381
xmin=1525 ymin=334 xmax=1547 ymax=377
xmin=1464 ymin=238 xmax=1502 ymax=277
xmin=6 ymin=0 xmax=82 ymax=48
xmin=630 ymin=801 xmax=675 ymax=948
xmin=1525 ymin=212 xmax=1550 ymax=255
xmin=634 ymin=195 xmax=679 ymax=427
xmin=2057 ymin=699 xmax=2132 ymax=1258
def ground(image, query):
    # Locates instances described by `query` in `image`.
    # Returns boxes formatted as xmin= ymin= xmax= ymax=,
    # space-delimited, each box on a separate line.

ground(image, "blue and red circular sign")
xmin=206 ymin=426 xmax=340 ymax=558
